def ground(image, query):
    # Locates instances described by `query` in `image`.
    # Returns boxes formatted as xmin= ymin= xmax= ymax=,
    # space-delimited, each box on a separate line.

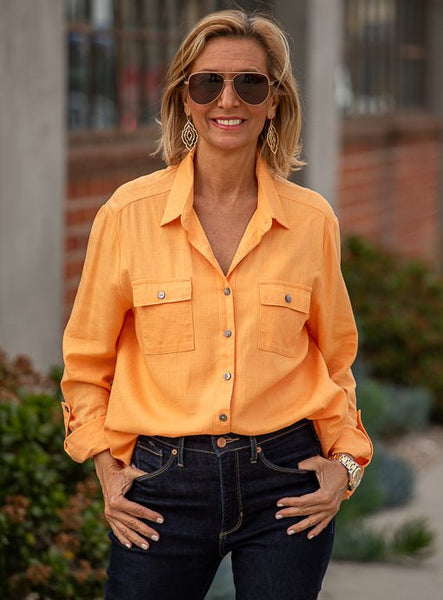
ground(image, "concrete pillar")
xmin=273 ymin=0 xmax=343 ymax=209
xmin=0 ymin=0 xmax=65 ymax=371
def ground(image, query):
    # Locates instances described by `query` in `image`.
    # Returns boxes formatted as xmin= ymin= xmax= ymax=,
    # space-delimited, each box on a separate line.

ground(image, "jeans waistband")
xmin=138 ymin=419 xmax=311 ymax=455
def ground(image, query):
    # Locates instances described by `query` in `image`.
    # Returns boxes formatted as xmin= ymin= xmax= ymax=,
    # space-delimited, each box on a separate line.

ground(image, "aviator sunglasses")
xmin=184 ymin=71 xmax=275 ymax=106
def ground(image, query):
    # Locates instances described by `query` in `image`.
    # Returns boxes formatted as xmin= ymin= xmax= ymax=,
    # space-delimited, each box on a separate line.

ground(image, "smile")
xmin=213 ymin=118 xmax=244 ymax=126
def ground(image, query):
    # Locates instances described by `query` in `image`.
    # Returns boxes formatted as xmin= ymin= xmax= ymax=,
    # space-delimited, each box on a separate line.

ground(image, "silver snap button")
xmin=158 ymin=291 xmax=166 ymax=300
xmin=285 ymin=294 xmax=292 ymax=303
xmin=219 ymin=414 xmax=228 ymax=422
xmin=224 ymin=330 xmax=232 ymax=338
xmin=223 ymin=287 xmax=231 ymax=296
xmin=224 ymin=372 xmax=232 ymax=381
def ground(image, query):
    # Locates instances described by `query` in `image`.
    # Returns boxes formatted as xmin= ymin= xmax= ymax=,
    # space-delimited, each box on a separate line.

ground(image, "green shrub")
xmin=342 ymin=236 xmax=443 ymax=420
xmin=357 ymin=378 xmax=432 ymax=439
xmin=333 ymin=517 xmax=434 ymax=562
xmin=337 ymin=441 xmax=414 ymax=524
xmin=0 ymin=351 xmax=108 ymax=600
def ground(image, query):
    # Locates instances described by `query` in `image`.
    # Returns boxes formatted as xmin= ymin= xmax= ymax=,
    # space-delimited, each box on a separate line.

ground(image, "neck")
xmin=193 ymin=144 xmax=258 ymax=209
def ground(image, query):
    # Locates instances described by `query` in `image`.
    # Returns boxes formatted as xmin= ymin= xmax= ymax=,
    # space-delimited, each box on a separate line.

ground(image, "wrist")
xmin=329 ymin=452 xmax=363 ymax=492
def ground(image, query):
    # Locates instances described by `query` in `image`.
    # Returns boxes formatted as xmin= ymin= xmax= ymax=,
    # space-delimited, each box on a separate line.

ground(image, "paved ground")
xmin=320 ymin=428 xmax=443 ymax=600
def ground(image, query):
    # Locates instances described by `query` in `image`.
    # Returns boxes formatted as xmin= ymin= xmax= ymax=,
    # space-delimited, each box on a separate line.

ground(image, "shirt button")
xmin=217 ymin=437 xmax=227 ymax=448
xmin=219 ymin=414 xmax=228 ymax=422
xmin=285 ymin=294 xmax=292 ymax=303
xmin=158 ymin=291 xmax=166 ymax=300
xmin=224 ymin=329 xmax=232 ymax=338
xmin=224 ymin=372 xmax=232 ymax=381
xmin=223 ymin=287 xmax=231 ymax=296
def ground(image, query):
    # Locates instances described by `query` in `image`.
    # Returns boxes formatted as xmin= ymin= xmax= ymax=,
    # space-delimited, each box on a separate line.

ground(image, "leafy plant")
xmin=333 ymin=518 xmax=434 ymax=562
xmin=356 ymin=378 xmax=432 ymax=440
xmin=0 ymin=351 xmax=108 ymax=600
xmin=342 ymin=236 xmax=443 ymax=420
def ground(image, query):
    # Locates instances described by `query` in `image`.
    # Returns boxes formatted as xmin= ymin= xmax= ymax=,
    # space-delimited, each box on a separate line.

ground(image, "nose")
xmin=217 ymin=80 xmax=240 ymax=107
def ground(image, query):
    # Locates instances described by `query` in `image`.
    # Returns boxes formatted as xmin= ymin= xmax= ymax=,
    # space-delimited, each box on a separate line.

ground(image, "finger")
xmin=128 ymin=465 xmax=150 ymax=480
xmin=286 ymin=515 xmax=333 ymax=540
xmin=297 ymin=455 xmax=322 ymax=471
xmin=276 ymin=490 xmax=324 ymax=511
xmin=304 ymin=516 xmax=332 ymax=540
xmin=112 ymin=510 xmax=161 ymax=542
xmin=108 ymin=495 xmax=164 ymax=524
xmin=111 ymin=520 xmax=156 ymax=550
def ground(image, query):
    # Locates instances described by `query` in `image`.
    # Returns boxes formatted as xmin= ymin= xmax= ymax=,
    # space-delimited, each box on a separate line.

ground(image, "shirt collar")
xmin=160 ymin=150 xmax=290 ymax=230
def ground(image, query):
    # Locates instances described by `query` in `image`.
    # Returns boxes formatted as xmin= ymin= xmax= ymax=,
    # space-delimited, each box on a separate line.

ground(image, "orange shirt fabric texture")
xmin=61 ymin=152 xmax=373 ymax=469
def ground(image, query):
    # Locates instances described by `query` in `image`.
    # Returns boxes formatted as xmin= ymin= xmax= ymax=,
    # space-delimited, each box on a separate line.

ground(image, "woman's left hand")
xmin=275 ymin=455 xmax=349 ymax=539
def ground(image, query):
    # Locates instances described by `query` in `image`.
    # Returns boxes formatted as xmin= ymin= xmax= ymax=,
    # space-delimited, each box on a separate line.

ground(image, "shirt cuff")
xmin=64 ymin=415 xmax=109 ymax=463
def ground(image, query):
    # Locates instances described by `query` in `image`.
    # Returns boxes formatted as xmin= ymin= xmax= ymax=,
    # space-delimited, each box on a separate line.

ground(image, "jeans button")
xmin=216 ymin=437 xmax=227 ymax=448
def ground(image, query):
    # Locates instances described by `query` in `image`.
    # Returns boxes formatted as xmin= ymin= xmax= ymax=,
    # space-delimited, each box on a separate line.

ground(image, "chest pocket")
xmin=132 ymin=279 xmax=194 ymax=354
xmin=258 ymin=281 xmax=311 ymax=357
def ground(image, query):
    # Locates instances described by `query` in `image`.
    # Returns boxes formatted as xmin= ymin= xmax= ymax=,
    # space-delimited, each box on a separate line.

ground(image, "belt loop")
xmin=249 ymin=436 xmax=258 ymax=463
xmin=177 ymin=437 xmax=185 ymax=467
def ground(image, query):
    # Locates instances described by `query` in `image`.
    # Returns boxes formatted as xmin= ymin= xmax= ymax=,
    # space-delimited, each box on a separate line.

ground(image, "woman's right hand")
xmin=93 ymin=449 xmax=164 ymax=550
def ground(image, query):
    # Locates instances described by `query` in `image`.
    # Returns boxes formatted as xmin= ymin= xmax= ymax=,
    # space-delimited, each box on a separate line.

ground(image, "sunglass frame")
xmin=184 ymin=71 xmax=275 ymax=106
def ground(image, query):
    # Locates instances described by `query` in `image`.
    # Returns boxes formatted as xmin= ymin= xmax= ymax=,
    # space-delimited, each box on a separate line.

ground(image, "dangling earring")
xmin=181 ymin=116 xmax=198 ymax=152
xmin=266 ymin=118 xmax=279 ymax=155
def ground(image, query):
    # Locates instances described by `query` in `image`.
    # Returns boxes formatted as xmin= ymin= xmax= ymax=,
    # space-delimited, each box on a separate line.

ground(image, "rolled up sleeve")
xmin=308 ymin=216 xmax=373 ymax=468
xmin=61 ymin=204 xmax=130 ymax=462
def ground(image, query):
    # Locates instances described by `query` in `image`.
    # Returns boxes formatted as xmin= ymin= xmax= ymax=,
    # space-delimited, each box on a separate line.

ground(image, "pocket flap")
xmin=132 ymin=279 xmax=192 ymax=307
xmin=259 ymin=281 xmax=311 ymax=313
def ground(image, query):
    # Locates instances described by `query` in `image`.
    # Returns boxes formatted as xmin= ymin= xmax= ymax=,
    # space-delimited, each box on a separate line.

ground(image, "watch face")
xmin=350 ymin=467 xmax=363 ymax=490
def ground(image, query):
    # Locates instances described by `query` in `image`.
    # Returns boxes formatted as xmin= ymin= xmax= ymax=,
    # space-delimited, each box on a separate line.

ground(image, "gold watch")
xmin=330 ymin=453 xmax=363 ymax=491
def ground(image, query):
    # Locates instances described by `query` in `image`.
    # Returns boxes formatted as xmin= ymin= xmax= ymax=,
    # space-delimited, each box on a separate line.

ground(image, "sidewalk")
xmin=320 ymin=433 xmax=443 ymax=600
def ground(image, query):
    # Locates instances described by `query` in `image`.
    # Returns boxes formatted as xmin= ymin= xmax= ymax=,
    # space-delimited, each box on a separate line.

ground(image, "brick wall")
xmin=338 ymin=114 xmax=442 ymax=266
xmin=65 ymin=133 xmax=162 ymax=323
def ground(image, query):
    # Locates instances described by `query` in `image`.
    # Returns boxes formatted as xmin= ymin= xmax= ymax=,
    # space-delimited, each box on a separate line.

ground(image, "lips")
xmin=212 ymin=118 xmax=245 ymax=126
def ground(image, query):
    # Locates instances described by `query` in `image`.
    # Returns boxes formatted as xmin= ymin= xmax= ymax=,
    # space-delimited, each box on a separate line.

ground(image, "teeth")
xmin=215 ymin=119 xmax=242 ymax=126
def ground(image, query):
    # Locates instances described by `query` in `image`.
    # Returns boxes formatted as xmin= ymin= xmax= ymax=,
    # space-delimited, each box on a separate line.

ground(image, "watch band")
xmin=329 ymin=452 xmax=363 ymax=491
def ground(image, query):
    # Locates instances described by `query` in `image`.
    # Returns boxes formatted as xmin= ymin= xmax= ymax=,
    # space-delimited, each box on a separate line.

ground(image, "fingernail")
xmin=125 ymin=542 xmax=131 ymax=549
xmin=288 ymin=530 xmax=295 ymax=536
xmin=151 ymin=535 xmax=159 ymax=542
xmin=308 ymin=534 xmax=315 ymax=540
xmin=275 ymin=514 xmax=283 ymax=520
xmin=156 ymin=517 xmax=164 ymax=524
xmin=277 ymin=503 xmax=284 ymax=507
xmin=141 ymin=543 xmax=149 ymax=550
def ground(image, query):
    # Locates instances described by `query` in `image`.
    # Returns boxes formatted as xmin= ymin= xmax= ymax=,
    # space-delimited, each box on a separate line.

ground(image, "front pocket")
xmin=258 ymin=451 xmax=310 ymax=475
xmin=132 ymin=438 xmax=176 ymax=482
xmin=258 ymin=281 xmax=311 ymax=357
xmin=132 ymin=278 xmax=194 ymax=354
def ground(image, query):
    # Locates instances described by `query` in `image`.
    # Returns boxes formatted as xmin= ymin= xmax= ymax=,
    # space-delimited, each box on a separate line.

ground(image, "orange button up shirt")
xmin=61 ymin=152 xmax=373 ymax=468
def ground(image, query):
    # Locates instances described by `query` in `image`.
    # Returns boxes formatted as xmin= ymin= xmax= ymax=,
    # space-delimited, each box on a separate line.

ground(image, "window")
xmin=67 ymin=0 xmax=219 ymax=131
xmin=340 ymin=0 xmax=428 ymax=115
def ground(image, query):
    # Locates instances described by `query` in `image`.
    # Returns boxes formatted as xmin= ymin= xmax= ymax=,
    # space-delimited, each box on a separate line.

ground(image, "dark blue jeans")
xmin=105 ymin=420 xmax=334 ymax=600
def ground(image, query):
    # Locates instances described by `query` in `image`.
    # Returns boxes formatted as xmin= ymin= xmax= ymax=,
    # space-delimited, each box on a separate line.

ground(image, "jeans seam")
xmin=132 ymin=452 xmax=175 ymax=482
xmin=220 ymin=452 xmax=244 ymax=538
xmin=258 ymin=452 xmax=311 ymax=474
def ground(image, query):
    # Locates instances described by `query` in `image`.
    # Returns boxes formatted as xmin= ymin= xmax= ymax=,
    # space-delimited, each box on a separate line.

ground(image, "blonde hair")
xmin=156 ymin=10 xmax=304 ymax=178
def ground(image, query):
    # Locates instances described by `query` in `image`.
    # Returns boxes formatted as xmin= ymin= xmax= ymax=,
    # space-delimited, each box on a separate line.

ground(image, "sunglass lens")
xmin=189 ymin=73 xmax=223 ymax=104
xmin=233 ymin=73 xmax=269 ymax=105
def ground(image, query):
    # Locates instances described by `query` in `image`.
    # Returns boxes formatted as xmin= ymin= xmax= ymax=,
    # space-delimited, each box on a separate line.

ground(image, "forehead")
xmin=190 ymin=37 xmax=268 ymax=74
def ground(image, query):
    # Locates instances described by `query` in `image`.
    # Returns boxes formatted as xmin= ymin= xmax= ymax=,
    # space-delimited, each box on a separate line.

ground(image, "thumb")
xmin=298 ymin=455 xmax=322 ymax=472
xmin=127 ymin=464 xmax=147 ymax=480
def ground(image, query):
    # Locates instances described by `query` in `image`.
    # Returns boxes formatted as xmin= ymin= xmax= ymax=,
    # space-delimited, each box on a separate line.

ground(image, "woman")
xmin=61 ymin=9 xmax=372 ymax=600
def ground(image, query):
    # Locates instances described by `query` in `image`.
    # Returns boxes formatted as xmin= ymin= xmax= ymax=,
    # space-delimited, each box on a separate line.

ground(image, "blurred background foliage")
xmin=1 ymin=234 xmax=441 ymax=598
